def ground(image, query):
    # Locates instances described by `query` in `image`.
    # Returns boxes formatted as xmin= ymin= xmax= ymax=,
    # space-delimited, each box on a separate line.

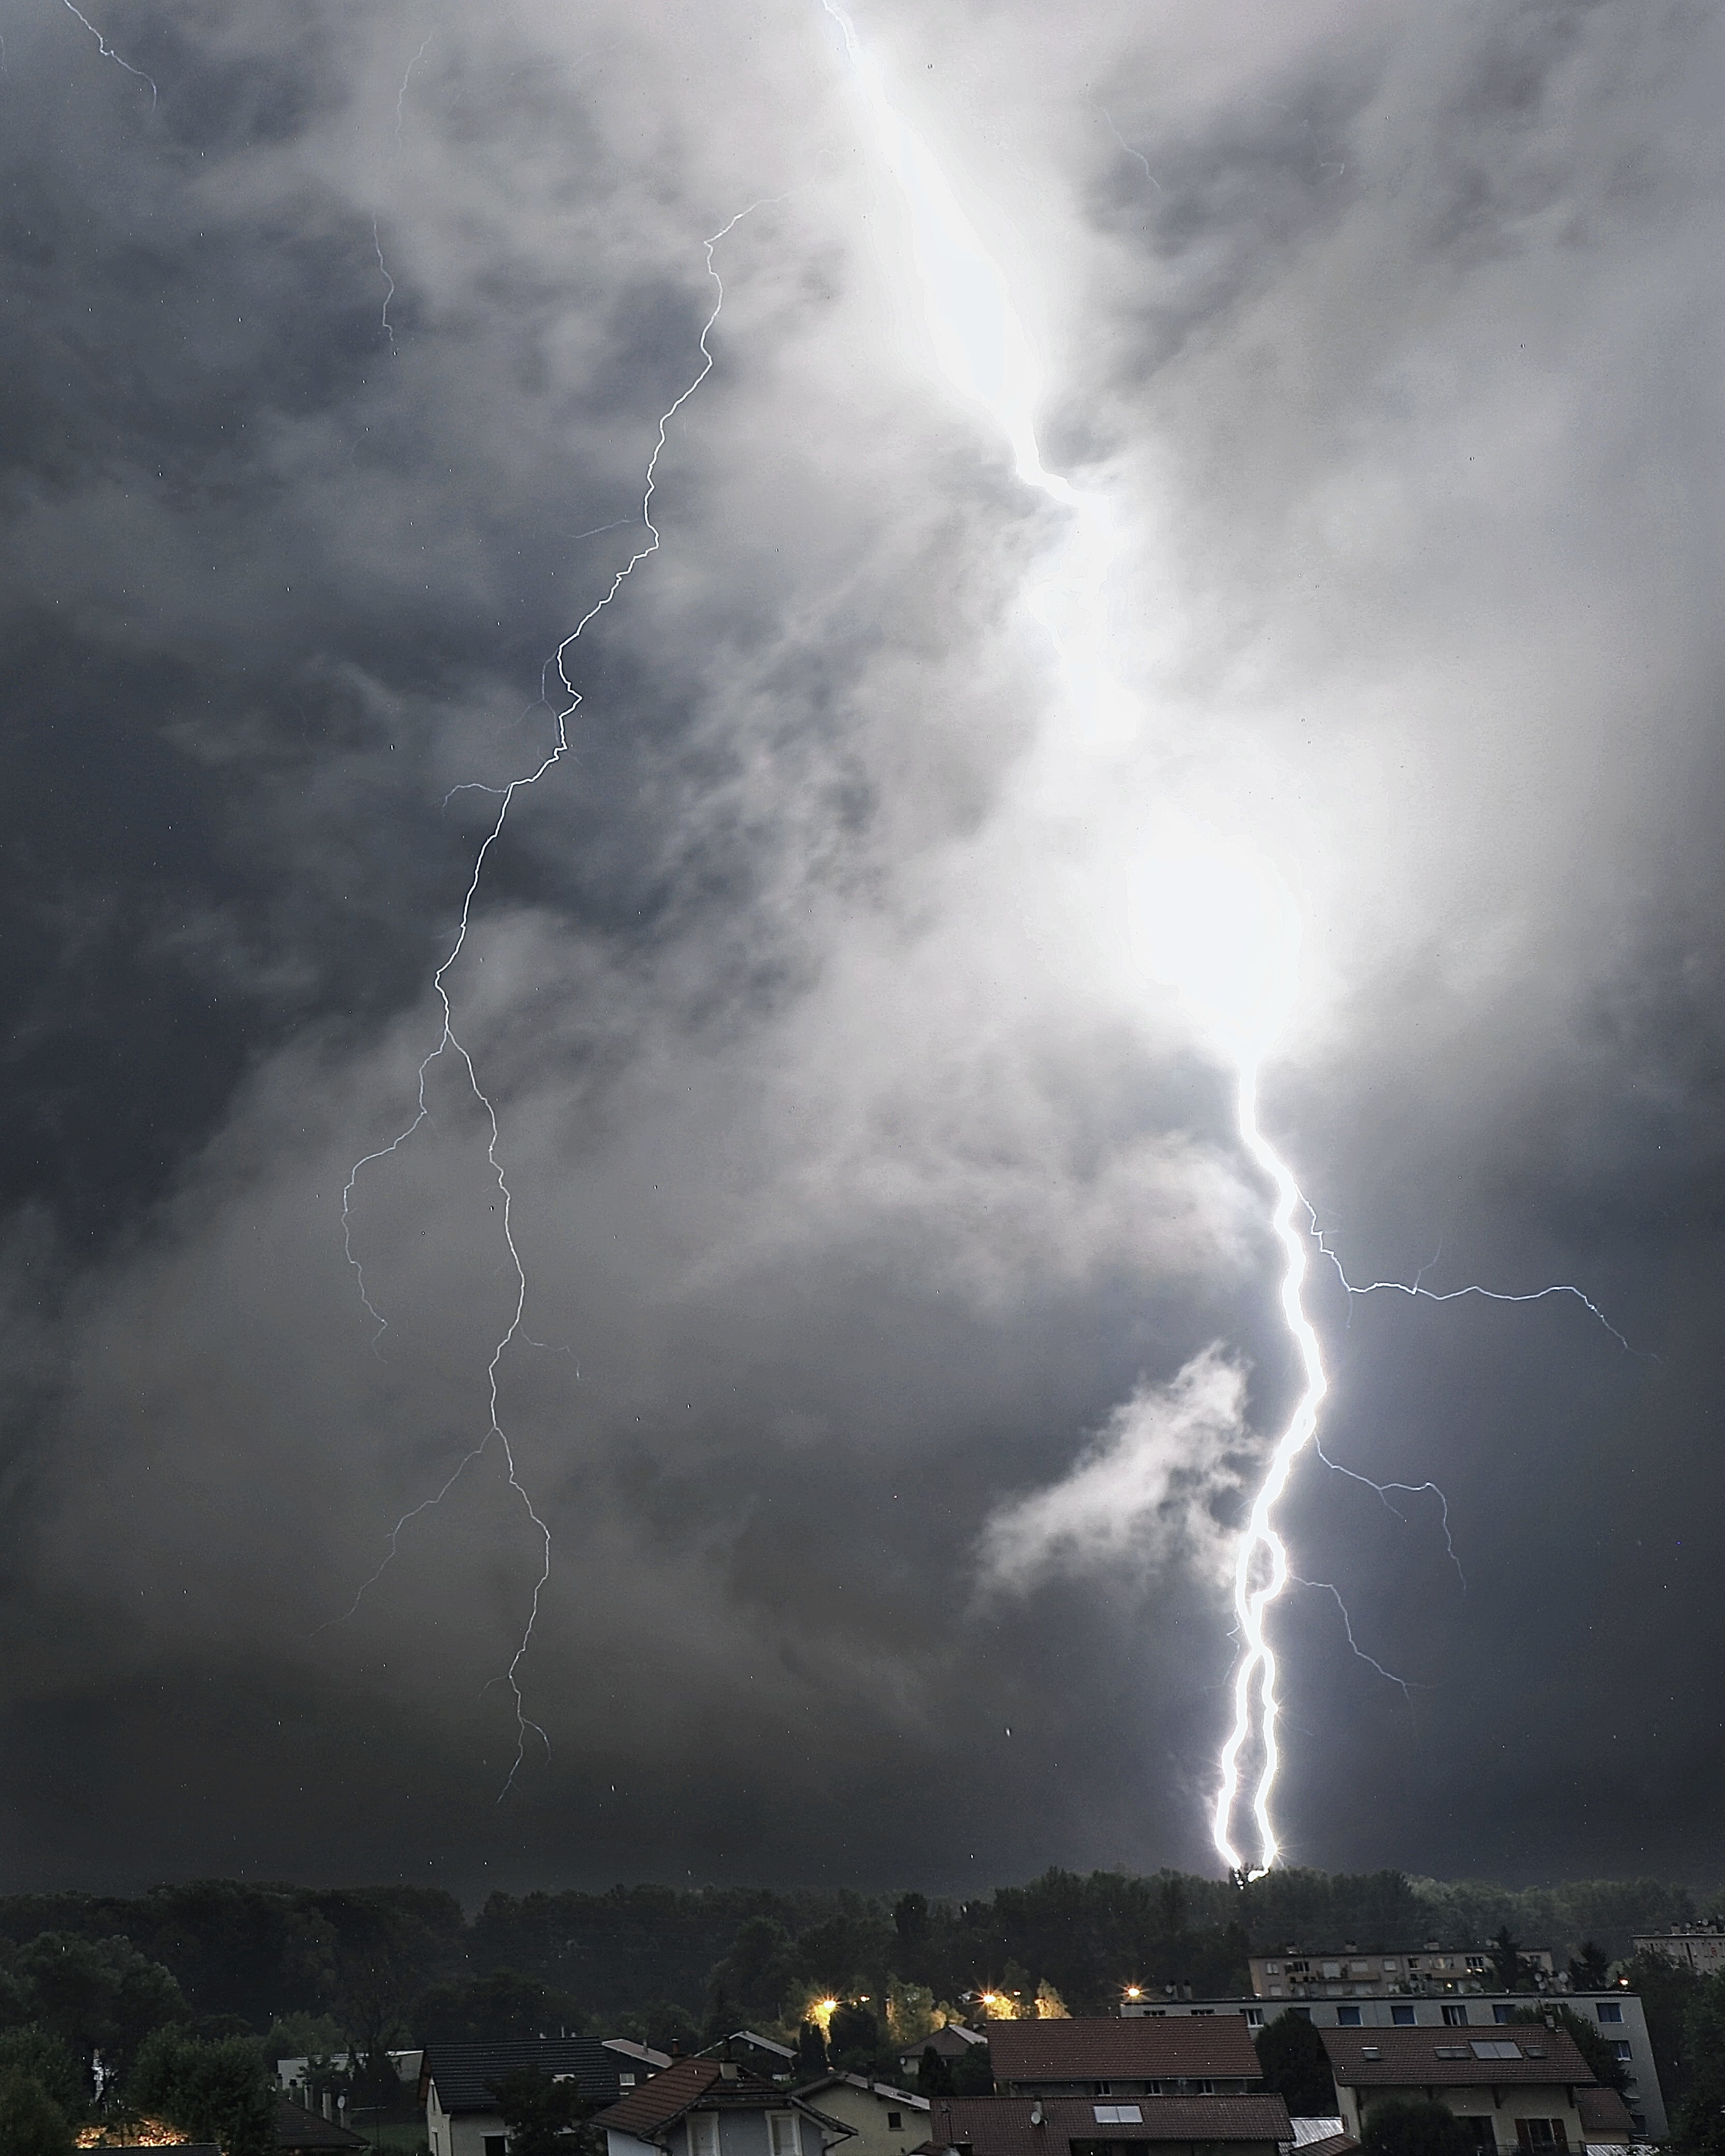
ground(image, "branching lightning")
xmin=336 ymin=206 xmax=761 ymax=1797
xmin=818 ymin=1 xmax=1634 ymax=1882
xmin=58 ymin=0 xmax=157 ymax=106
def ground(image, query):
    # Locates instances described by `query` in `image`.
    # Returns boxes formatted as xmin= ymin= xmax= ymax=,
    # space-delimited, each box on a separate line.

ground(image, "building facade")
xmin=1119 ymin=1995 xmax=1662 ymax=2139
xmin=794 ymin=2073 xmax=931 ymax=2156
xmin=1630 ymin=1923 xmax=1725 ymax=1976
xmin=1319 ymin=2025 xmax=1599 ymax=2154
xmin=1248 ymin=1952 xmax=1555 ymax=2003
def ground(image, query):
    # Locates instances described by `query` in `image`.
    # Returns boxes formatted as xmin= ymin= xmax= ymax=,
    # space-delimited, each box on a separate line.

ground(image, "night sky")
xmin=3 ymin=0 xmax=1722 ymax=1898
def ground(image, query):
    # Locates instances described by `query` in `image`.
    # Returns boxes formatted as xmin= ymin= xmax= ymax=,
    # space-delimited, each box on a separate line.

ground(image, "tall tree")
xmin=1255 ymin=2012 xmax=1337 ymax=2118
xmin=1361 ymin=2099 xmax=1472 ymax=2156
xmin=0 ymin=2069 xmax=76 ymax=2156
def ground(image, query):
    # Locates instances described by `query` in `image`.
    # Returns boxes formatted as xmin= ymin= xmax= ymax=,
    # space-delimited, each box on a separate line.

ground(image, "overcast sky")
xmin=2 ymin=0 xmax=1721 ymax=1900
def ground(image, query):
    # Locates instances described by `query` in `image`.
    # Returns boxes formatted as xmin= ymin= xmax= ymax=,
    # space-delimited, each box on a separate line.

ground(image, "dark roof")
xmin=1319 ymin=2029 xmax=1594 ymax=2088
xmin=919 ymin=2093 xmax=1293 ymax=2156
xmin=989 ymin=2020 xmax=1263 ymax=2086
xmin=1576 ymin=2089 xmax=1635 ymax=2140
xmin=595 ymin=2058 xmax=853 ymax=2146
xmin=424 ymin=2037 xmax=629 ymax=2115
xmin=275 ymin=2094 xmax=369 ymax=2151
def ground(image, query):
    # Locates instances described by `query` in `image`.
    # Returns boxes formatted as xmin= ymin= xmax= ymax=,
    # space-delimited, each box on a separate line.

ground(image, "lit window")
xmin=690 ymin=2117 xmax=720 ymax=2156
xmin=769 ymin=2117 xmax=801 ymax=2156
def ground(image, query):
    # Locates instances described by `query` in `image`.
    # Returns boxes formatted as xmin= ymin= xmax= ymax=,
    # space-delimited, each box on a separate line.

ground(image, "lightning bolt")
xmin=336 ymin=205 xmax=762 ymax=1797
xmin=817 ymin=2 xmax=1631 ymax=1883
xmin=58 ymin=0 xmax=157 ymax=106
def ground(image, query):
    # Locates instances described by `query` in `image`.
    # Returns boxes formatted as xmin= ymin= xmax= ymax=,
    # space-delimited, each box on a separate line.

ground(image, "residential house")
xmin=423 ymin=2036 xmax=634 ymax=2156
xmin=605 ymin=2040 xmax=675 ymax=2087
xmin=1123 ymin=1994 xmax=1664 ymax=2139
xmin=1248 ymin=1951 xmax=1555 ymax=2004
xmin=794 ymin=2073 xmax=930 ymax=2156
xmin=989 ymin=2018 xmax=1263 ymax=2098
xmin=1319 ymin=2022 xmax=1602 ymax=2152
xmin=277 ymin=2051 xmax=423 ymax=2093
xmin=914 ymin=2089 xmax=1291 ymax=2156
xmin=597 ymin=2054 xmax=855 ymax=2156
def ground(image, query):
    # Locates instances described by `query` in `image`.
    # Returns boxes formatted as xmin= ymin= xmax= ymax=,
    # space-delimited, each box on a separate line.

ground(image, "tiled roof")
xmin=274 ymin=2095 xmax=369 ymax=2150
xmin=423 ymin=2038 xmax=629 ymax=2115
xmin=902 ymin=2029 xmax=991 ymax=2059
xmin=595 ymin=2058 xmax=730 ymax=2137
xmin=918 ymin=2092 xmax=1292 ymax=2156
xmin=1576 ymin=2089 xmax=1635 ymax=2140
xmin=1319 ymin=2028 xmax=1594 ymax=2088
xmin=990 ymin=2019 xmax=1262 ymax=2085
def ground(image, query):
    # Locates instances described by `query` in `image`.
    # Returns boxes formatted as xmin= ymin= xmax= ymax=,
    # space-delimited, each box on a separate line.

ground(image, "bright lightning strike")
xmin=336 ymin=206 xmax=760 ymax=1798
xmin=818 ymin=3 xmax=1629 ymax=1884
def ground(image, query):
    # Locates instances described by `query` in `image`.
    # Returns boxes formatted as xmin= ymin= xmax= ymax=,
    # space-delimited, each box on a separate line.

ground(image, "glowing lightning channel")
xmin=815 ymin=3 xmax=1634 ymax=1885
xmin=337 ymin=206 xmax=761 ymax=1798
xmin=816 ymin=0 xmax=1328 ymax=1884
xmin=59 ymin=0 xmax=157 ymax=105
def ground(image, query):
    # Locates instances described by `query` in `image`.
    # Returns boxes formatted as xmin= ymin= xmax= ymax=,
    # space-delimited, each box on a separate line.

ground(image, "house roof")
xmin=796 ymin=2074 xmax=930 ymax=2111
xmin=1319 ymin=2028 xmax=1594 ymax=2088
xmin=274 ymin=2094 xmax=369 ymax=2150
xmin=595 ymin=2058 xmax=853 ymax=2146
xmin=605 ymin=2040 xmax=675 ymax=2073
xmin=918 ymin=2093 xmax=1292 ymax=2155
xmin=1292 ymin=2135 xmax=1359 ymax=2156
xmin=1575 ymin=2089 xmax=1635 ymax=2141
xmin=423 ymin=2037 xmax=629 ymax=2115
xmin=989 ymin=2019 xmax=1262 ymax=2085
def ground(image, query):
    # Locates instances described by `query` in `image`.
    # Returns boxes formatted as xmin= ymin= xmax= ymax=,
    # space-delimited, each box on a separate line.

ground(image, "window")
xmin=1198 ymin=2083 xmax=1214 ymax=2097
xmin=1392 ymin=2007 xmax=1416 ymax=2026
xmin=1267 ymin=1963 xmax=1282 ymax=1976
xmin=1384 ymin=1961 xmax=1401 ymax=1974
xmin=1359 ymin=2050 xmax=1381 ymax=2064
xmin=1323 ymin=1964 xmax=1342 ymax=1980
xmin=1246 ymin=2011 xmax=1264 ymax=2027
xmin=1094 ymin=2107 xmax=1143 ymax=2124
xmin=690 ymin=2117 xmax=720 ymax=2156
xmin=1612 ymin=2043 xmax=1633 ymax=2063
xmin=620 ymin=2075 xmax=637 ymax=2089
xmin=1494 ymin=2007 xmax=1516 ymax=2025
xmin=1192 ymin=2008 xmax=1214 ymax=2018
xmin=1434 ymin=2049 xmax=1471 ymax=2062
xmin=484 ymin=2140 xmax=507 ymax=2156
xmin=1338 ymin=2009 xmax=1363 ymax=2027
xmin=1514 ymin=2122 xmax=1567 ymax=2150
xmin=769 ymin=2117 xmax=801 ymax=2156
xmin=1444 ymin=2006 xmax=1470 ymax=2027
xmin=1596 ymin=2004 xmax=1623 ymax=2024
xmin=1094 ymin=2083 xmax=1112 ymax=2097
xmin=887 ymin=2115 xmax=903 ymax=2132
xmin=1471 ymin=2042 xmax=1523 ymax=2061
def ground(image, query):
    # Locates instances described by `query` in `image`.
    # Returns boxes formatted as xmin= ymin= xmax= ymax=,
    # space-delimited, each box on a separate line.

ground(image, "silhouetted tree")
xmin=128 ymin=2027 xmax=275 ymax=2156
xmin=1674 ymin=1974 xmax=1725 ymax=2156
xmin=950 ymin=2045 xmax=995 ymax=2097
xmin=828 ymin=2002 xmax=882 ymax=2074
xmin=489 ymin=2064 xmax=597 ymax=2156
xmin=795 ymin=2023 xmax=828 ymax=2079
xmin=1569 ymin=1943 xmax=1611 ymax=1990
xmin=1488 ymin=1928 xmax=1531 ymax=1994
xmin=1254 ymin=2011 xmax=1337 ymax=2117
xmin=1360 ymin=2098 xmax=1472 ymax=2156
xmin=916 ymin=2047 xmax=954 ymax=2100
xmin=0 ymin=2069 xmax=75 ymax=2156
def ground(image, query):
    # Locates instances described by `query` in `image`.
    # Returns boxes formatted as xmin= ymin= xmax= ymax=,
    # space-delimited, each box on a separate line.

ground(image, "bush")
xmin=128 ymin=2026 xmax=276 ymax=2156
xmin=0 ymin=2029 xmax=86 ymax=2122
xmin=0 ymin=2068 xmax=76 ymax=2156
xmin=1360 ymin=2098 xmax=1474 ymax=2156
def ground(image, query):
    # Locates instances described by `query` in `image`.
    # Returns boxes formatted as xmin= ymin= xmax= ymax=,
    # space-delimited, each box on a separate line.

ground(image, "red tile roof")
xmin=595 ymin=2059 xmax=730 ymax=2137
xmin=1319 ymin=2028 xmax=1594 ymax=2088
xmin=920 ymin=2093 xmax=1292 ymax=2156
xmin=990 ymin=2020 xmax=1262 ymax=2086
xmin=1576 ymin=2088 xmax=1635 ymax=2141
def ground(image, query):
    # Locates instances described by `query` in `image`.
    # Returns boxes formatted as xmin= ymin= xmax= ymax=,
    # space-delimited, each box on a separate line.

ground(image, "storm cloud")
xmin=1 ymin=0 xmax=1722 ymax=1896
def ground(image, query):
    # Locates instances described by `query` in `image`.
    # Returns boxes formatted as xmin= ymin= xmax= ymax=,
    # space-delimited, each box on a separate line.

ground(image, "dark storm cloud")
xmin=2 ymin=0 xmax=1722 ymax=1896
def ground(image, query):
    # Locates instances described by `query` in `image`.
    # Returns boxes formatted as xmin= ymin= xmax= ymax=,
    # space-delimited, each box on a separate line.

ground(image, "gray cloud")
xmin=1 ymin=0 xmax=1722 ymax=1895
